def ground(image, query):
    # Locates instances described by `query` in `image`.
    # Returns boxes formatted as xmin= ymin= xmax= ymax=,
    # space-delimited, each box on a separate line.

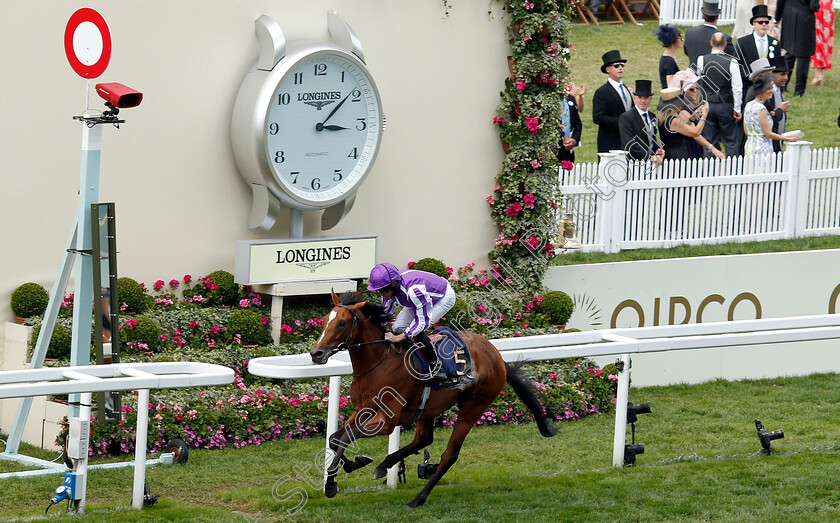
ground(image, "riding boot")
xmin=411 ymin=332 xmax=447 ymax=381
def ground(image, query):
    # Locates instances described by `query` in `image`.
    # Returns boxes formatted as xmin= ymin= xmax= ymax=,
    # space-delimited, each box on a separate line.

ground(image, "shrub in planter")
xmin=541 ymin=290 xmax=574 ymax=325
xmin=31 ymin=323 xmax=72 ymax=360
xmin=411 ymin=258 xmax=449 ymax=279
xmin=227 ymin=309 xmax=268 ymax=345
xmin=11 ymin=282 xmax=49 ymax=318
xmin=121 ymin=316 xmax=161 ymax=352
xmin=201 ymin=270 xmax=239 ymax=306
xmin=118 ymin=277 xmax=148 ymax=314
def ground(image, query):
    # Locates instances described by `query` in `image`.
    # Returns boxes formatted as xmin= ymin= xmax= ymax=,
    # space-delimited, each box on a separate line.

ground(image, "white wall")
xmin=0 ymin=2 xmax=508 ymax=330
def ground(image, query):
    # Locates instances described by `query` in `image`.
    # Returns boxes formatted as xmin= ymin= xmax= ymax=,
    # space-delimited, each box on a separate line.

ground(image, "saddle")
xmin=406 ymin=327 xmax=473 ymax=390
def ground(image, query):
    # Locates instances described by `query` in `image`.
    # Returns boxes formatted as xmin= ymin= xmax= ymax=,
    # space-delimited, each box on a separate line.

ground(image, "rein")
xmin=332 ymin=304 xmax=395 ymax=378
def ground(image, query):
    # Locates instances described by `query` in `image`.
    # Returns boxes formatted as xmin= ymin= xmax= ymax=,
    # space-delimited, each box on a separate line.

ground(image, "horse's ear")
xmin=331 ymin=289 xmax=340 ymax=305
xmin=350 ymin=300 xmax=368 ymax=320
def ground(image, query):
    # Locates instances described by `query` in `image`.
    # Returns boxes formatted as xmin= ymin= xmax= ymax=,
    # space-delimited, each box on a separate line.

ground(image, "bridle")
xmin=330 ymin=304 xmax=394 ymax=378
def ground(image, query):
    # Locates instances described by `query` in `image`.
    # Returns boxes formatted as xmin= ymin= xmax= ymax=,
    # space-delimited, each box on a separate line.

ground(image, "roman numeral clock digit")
xmin=231 ymin=13 xmax=384 ymax=232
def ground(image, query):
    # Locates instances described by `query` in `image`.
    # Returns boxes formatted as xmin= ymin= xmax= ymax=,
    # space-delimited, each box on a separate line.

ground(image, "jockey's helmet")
xmin=367 ymin=262 xmax=401 ymax=291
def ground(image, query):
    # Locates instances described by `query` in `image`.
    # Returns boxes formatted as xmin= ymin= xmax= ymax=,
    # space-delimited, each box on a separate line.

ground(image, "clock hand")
xmin=320 ymin=125 xmax=348 ymax=131
xmin=315 ymin=91 xmax=352 ymax=132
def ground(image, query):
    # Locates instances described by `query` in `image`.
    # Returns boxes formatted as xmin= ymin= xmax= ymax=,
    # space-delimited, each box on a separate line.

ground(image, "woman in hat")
xmin=742 ymin=74 xmax=801 ymax=156
xmin=661 ymin=73 xmax=725 ymax=160
xmin=656 ymin=24 xmax=684 ymax=89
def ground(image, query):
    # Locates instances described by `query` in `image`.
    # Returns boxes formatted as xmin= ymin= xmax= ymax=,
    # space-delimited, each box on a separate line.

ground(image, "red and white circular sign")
xmin=64 ymin=8 xmax=112 ymax=79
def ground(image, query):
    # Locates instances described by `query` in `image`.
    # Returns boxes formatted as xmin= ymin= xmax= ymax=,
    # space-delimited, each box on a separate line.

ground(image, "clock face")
xmin=264 ymin=51 xmax=382 ymax=205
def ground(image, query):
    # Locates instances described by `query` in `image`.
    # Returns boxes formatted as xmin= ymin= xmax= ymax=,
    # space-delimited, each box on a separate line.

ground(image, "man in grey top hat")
xmin=684 ymin=0 xmax=736 ymax=68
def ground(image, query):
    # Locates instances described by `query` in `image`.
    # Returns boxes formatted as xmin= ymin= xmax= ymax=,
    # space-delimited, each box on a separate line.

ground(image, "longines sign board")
xmin=234 ymin=236 xmax=377 ymax=285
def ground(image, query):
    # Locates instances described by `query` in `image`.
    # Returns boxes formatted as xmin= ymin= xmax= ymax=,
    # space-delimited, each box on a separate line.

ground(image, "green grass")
xmin=568 ymin=19 xmax=840 ymax=164
xmin=3 ymin=373 xmax=840 ymax=521
xmin=555 ymin=234 xmax=840 ymax=265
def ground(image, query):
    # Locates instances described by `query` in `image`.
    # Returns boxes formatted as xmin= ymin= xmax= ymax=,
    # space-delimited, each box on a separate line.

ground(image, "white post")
xmin=612 ymin=354 xmax=631 ymax=467
xmin=270 ymin=295 xmax=285 ymax=345
xmin=132 ymin=388 xmax=150 ymax=509
xmin=659 ymin=0 xmax=674 ymax=24
xmin=324 ymin=375 xmax=341 ymax=483
xmin=76 ymin=392 xmax=92 ymax=514
xmin=786 ymin=141 xmax=812 ymax=237
xmin=386 ymin=427 xmax=400 ymax=488
xmin=606 ymin=152 xmax=629 ymax=253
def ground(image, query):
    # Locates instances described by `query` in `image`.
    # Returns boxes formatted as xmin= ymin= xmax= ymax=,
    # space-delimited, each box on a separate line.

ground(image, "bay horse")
xmin=309 ymin=291 xmax=557 ymax=507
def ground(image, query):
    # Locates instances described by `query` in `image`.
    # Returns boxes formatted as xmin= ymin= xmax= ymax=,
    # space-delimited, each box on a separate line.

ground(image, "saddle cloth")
xmin=408 ymin=326 xmax=472 ymax=389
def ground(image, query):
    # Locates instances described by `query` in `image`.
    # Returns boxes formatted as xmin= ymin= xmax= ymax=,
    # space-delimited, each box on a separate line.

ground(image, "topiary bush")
xmin=121 ymin=316 xmax=161 ymax=352
xmin=31 ymin=323 xmax=72 ymax=360
xmin=117 ymin=277 xmax=148 ymax=314
xmin=541 ymin=290 xmax=574 ymax=325
xmin=226 ymin=309 xmax=268 ymax=346
xmin=201 ymin=270 xmax=239 ymax=306
xmin=411 ymin=258 xmax=449 ymax=279
xmin=11 ymin=282 xmax=50 ymax=318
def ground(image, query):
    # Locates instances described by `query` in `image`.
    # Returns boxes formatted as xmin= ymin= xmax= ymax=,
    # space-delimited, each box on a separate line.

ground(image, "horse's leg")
xmin=325 ymin=409 xmax=396 ymax=497
xmin=406 ymin=399 xmax=490 ymax=508
xmin=371 ymin=416 xmax=435 ymax=480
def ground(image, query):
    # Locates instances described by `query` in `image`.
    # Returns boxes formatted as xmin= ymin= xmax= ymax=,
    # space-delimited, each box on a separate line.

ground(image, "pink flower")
xmin=561 ymin=160 xmax=574 ymax=171
xmin=524 ymin=236 xmax=540 ymax=250
xmin=516 ymin=81 xmax=527 ymax=90
xmin=523 ymin=193 xmax=536 ymax=209
xmin=262 ymin=316 xmax=269 ymax=326
xmin=505 ymin=202 xmax=523 ymax=217
xmin=493 ymin=116 xmax=506 ymax=124
xmin=210 ymin=325 xmax=221 ymax=334
xmin=549 ymin=374 xmax=558 ymax=379
xmin=125 ymin=319 xmax=138 ymax=328
xmin=407 ymin=261 xmax=416 ymax=269
xmin=608 ymin=374 xmax=619 ymax=381
xmin=189 ymin=320 xmax=199 ymax=328
xmin=239 ymin=299 xmax=250 ymax=308
xmin=169 ymin=279 xmax=180 ymax=289
xmin=183 ymin=274 xmax=192 ymax=284
xmin=153 ymin=280 xmax=165 ymax=291
xmin=530 ymin=159 xmax=541 ymax=169
xmin=526 ymin=117 xmax=540 ymax=134
xmin=486 ymin=195 xmax=496 ymax=205
xmin=280 ymin=324 xmax=293 ymax=335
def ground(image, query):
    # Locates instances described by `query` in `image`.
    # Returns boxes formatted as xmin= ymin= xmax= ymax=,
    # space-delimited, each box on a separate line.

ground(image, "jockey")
xmin=367 ymin=262 xmax=457 ymax=381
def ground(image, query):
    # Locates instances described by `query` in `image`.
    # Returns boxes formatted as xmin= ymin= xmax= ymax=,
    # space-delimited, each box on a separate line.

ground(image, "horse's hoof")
xmin=345 ymin=455 xmax=374 ymax=473
xmin=406 ymin=497 xmax=424 ymax=508
xmin=371 ymin=467 xmax=387 ymax=480
xmin=324 ymin=482 xmax=338 ymax=498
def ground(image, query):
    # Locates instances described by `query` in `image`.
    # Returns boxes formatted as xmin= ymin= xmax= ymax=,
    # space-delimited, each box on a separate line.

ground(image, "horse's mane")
xmin=338 ymin=291 xmax=391 ymax=333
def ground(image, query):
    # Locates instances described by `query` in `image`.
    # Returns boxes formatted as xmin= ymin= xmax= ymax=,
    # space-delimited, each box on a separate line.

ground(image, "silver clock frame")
xmin=231 ymin=13 xmax=384 ymax=233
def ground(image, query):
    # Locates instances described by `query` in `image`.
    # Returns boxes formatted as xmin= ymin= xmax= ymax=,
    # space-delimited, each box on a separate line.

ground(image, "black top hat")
xmin=771 ymin=52 xmax=789 ymax=73
xmin=750 ymin=5 xmax=770 ymax=23
xmin=600 ymin=50 xmax=627 ymax=74
xmin=633 ymin=80 xmax=653 ymax=97
xmin=702 ymin=0 xmax=721 ymax=17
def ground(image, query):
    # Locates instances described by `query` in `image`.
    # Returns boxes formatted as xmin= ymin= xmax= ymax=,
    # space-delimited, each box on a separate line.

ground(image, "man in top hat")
xmin=619 ymin=80 xmax=665 ymax=163
xmin=697 ymin=32 xmax=744 ymax=157
xmin=684 ymin=0 xmax=737 ymax=68
xmin=776 ymin=0 xmax=820 ymax=96
xmin=767 ymin=53 xmax=791 ymax=152
xmin=748 ymin=57 xmax=775 ymax=82
xmin=735 ymin=5 xmax=780 ymax=92
xmin=593 ymin=50 xmax=633 ymax=154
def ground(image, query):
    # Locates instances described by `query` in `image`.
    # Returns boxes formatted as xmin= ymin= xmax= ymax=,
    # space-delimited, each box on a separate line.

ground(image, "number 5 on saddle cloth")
xmin=406 ymin=326 xmax=472 ymax=390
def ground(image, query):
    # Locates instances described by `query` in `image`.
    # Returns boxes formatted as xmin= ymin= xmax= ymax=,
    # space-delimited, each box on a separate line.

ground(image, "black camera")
xmin=624 ymin=443 xmax=645 ymax=465
xmin=417 ymin=449 xmax=438 ymax=480
xmin=627 ymin=401 xmax=651 ymax=424
xmin=755 ymin=419 xmax=784 ymax=455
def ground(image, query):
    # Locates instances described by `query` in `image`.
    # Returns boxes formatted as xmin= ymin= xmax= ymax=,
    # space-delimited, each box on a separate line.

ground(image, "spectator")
xmin=733 ymin=0 xmax=757 ymax=40
xmin=768 ymin=55 xmax=791 ymax=152
xmin=669 ymin=70 xmax=724 ymax=159
xmin=619 ymin=80 xmax=665 ymax=163
xmin=593 ymin=50 xmax=632 ymax=154
xmin=684 ymin=0 xmax=736 ymax=68
xmin=736 ymin=5 xmax=781 ymax=89
xmin=809 ymin=0 xmax=833 ymax=86
xmin=658 ymin=87 xmax=724 ymax=160
xmin=555 ymin=92 xmax=583 ymax=164
xmin=775 ymin=0 xmax=820 ymax=96
xmin=657 ymin=24 xmax=683 ymax=89
xmin=698 ymin=32 xmax=744 ymax=157
xmin=743 ymin=74 xmax=801 ymax=157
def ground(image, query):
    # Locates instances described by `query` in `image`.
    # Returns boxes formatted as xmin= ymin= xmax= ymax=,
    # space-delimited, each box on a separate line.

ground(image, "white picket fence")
xmin=559 ymin=142 xmax=840 ymax=253
xmin=659 ymin=0 xmax=737 ymax=25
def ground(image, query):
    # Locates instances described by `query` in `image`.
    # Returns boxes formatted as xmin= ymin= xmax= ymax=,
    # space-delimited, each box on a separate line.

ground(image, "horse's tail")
xmin=505 ymin=363 xmax=558 ymax=438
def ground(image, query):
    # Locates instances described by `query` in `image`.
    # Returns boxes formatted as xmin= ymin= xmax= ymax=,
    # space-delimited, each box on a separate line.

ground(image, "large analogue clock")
xmin=232 ymin=13 xmax=384 ymax=232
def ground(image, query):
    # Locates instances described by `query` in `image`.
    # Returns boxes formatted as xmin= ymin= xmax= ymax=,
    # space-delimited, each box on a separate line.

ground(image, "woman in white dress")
xmin=743 ymin=74 xmax=800 ymax=157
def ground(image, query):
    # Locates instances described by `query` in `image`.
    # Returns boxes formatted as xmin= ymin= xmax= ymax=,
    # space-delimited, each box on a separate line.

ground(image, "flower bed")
xmin=24 ymin=268 xmax=613 ymax=456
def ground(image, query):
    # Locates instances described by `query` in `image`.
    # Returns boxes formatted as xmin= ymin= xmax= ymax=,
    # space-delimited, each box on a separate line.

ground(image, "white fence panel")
xmin=660 ymin=0 xmax=736 ymax=26
xmin=559 ymin=143 xmax=840 ymax=253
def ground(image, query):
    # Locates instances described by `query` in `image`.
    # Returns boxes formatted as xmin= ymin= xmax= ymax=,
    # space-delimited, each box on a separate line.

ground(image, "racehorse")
xmin=309 ymin=291 xmax=558 ymax=507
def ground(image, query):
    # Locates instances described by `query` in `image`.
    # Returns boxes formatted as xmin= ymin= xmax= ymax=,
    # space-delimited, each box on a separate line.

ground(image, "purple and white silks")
xmin=383 ymin=269 xmax=456 ymax=338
